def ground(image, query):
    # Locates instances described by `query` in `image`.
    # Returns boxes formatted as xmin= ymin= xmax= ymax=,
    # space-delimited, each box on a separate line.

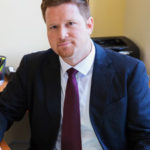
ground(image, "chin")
xmin=58 ymin=47 xmax=74 ymax=57
xmin=58 ymin=51 xmax=74 ymax=58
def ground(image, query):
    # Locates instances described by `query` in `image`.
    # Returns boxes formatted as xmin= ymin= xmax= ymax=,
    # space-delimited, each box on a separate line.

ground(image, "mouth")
xmin=58 ymin=41 xmax=71 ymax=47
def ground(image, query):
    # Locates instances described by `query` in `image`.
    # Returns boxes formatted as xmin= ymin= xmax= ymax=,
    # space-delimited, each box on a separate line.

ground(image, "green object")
xmin=0 ymin=56 xmax=6 ymax=80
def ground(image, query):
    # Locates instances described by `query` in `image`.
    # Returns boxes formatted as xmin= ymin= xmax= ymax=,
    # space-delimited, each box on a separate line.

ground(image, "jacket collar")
xmin=90 ymin=42 xmax=115 ymax=117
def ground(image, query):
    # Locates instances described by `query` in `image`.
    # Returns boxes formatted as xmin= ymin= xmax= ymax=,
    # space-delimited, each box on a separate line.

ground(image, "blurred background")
xmin=0 ymin=0 xmax=150 ymax=74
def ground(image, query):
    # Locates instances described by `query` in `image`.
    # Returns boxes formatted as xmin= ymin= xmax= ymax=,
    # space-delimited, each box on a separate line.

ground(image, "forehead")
xmin=45 ymin=3 xmax=85 ymax=23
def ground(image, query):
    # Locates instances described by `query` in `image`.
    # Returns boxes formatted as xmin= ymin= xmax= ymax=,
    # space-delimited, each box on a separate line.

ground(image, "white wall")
xmin=0 ymin=0 xmax=126 ymax=69
xmin=0 ymin=0 xmax=49 ymax=69
xmin=1 ymin=0 xmax=150 ymax=75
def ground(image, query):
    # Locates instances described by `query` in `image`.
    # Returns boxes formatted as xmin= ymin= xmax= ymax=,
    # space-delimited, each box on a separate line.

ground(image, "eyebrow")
xmin=47 ymin=19 xmax=76 ymax=26
xmin=47 ymin=23 xmax=57 ymax=27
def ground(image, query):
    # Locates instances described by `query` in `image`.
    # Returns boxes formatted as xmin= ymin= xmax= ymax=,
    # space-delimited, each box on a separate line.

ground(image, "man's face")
xmin=45 ymin=3 xmax=94 ymax=65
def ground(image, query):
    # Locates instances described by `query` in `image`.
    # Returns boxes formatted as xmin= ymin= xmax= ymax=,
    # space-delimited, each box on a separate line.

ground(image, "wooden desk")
xmin=0 ymin=80 xmax=7 ymax=92
xmin=0 ymin=140 xmax=10 ymax=150
xmin=0 ymin=80 xmax=11 ymax=150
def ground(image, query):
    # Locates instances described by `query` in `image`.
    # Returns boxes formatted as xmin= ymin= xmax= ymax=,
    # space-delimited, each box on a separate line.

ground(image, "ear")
xmin=86 ymin=16 xmax=94 ymax=35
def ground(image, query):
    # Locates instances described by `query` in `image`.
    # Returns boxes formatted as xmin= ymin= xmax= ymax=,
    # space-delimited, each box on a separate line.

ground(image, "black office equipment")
xmin=92 ymin=36 xmax=140 ymax=59
xmin=5 ymin=66 xmax=16 ymax=80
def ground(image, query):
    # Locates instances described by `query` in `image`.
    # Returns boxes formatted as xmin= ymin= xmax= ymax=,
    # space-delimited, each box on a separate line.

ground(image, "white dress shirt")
xmin=54 ymin=41 xmax=103 ymax=150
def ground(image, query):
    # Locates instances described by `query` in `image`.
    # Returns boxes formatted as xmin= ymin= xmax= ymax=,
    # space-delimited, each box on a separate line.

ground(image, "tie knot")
xmin=67 ymin=68 xmax=78 ymax=77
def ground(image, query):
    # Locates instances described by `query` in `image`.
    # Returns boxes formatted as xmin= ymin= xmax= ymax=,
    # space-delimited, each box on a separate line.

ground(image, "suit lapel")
xmin=89 ymin=43 xmax=115 ymax=149
xmin=90 ymin=43 xmax=115 ymax=121
xmin=42 ymin=50 xmax=61 ymax=120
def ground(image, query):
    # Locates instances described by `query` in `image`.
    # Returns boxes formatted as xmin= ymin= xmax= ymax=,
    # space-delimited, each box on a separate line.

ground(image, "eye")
xmin=49 ymin=25 xmax=57 ymax=30
xmin=67 ymin=21 xmax=75 ymax=26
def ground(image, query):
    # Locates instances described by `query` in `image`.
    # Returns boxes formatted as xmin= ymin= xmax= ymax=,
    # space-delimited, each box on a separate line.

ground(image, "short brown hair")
xmin=41 ymin=0 xmax=90 ymax=21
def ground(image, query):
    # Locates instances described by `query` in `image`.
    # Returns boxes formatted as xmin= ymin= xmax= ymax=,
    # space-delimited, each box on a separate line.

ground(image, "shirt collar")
xmin=59 ymin=40 xmax=95 ymax=76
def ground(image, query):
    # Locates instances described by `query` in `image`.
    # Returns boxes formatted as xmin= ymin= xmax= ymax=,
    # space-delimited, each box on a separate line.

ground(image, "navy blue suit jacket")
xmin=0 ymin=43 xmax=150 ymax=150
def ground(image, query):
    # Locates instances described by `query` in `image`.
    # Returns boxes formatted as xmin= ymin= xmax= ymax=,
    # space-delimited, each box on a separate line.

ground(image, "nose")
xmin=58 ymin=26 xmax=68 ymax=40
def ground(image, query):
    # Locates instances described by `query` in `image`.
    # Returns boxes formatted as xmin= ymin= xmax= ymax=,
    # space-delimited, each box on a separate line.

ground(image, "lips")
xmin=58 ymin=41 xmax=71 ymax=47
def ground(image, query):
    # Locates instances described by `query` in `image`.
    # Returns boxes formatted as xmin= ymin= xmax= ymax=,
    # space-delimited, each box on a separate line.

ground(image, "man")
xmin=0 ymin=0 xmax=150 ymax=150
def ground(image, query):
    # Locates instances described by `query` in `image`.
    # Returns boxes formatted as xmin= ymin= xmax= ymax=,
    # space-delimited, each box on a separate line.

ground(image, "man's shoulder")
xmin=18 ymin=48 xmax=59 ymax=73
xmin=94 ymin=42 xmax=141 ymax=68
xmin=93 ymin=42 xmax=146 ymax=79
xmin=23 ymin=48 xmax=55 ymax=60
xmin=21 ymin=48 xmax=58 ymax=65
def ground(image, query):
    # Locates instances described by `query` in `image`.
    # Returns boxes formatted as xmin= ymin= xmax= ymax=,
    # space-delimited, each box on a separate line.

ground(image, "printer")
xmin=92 ymin=36 xmax=140 ymax=59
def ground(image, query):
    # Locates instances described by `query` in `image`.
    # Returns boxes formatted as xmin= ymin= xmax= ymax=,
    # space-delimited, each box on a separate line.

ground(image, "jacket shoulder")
xmin=23 ymin=49 xmax=55 ymax=63
xmin=94 ymin=42 xmax=142 ymax=70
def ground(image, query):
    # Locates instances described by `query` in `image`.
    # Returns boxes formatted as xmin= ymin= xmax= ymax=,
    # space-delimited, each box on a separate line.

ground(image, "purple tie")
xmin=61 ymin=68 xmax=82 ymax=150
